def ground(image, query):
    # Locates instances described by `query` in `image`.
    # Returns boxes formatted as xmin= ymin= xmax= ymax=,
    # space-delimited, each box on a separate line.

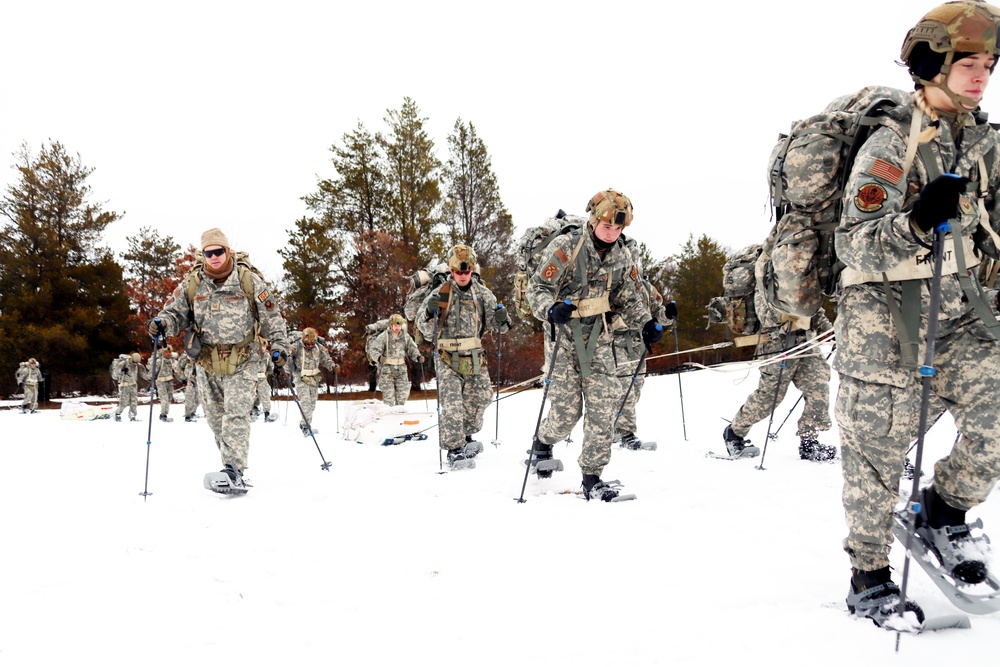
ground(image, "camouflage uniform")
xmin=290 ymin=335 xmax=335 ymax=432
xmin=155 ymin=256 xmax=288 ymax=472
xmin=19 ymin=360 xmax=43 ymax=412
xmin=252 ymin=350 xmax=275 ymax=416
xmin=176 ymin=353 xmax=201 ymax=419
xmin=153 ymin=350 xmax=180 ymax=418
xmin=611 ymin=240 xmax=671 ymax=439
xmin=366 ymin=325 xmax=422 ymax=406
xmin=729 ymin=312 xmax=833 ymax=439
xmin=835 ymin=95 xmax=1000 ymax=572
xmin=416 ymin=275 xmax=508 ymax=452
xmin=115 ymin=355 xmax=150 ymax=420
xmin=526 ymin=229 xmax=650 ymax=477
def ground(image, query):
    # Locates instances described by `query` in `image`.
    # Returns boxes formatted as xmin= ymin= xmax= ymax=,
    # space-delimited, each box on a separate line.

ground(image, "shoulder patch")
xmin=554 ymin=248 xmax=569 ymax=264
xmin=854 ymin=182 xmax=888 ymax=213
xmin=541 ymin=263 xmax=559 ymax=281
xmin=257 ymin=290 xmax=269 ymax=303
xmin=630 ymin=266 xmax=638 ymax=281
xmin=866 ymin=159 xmax=904 ymax=186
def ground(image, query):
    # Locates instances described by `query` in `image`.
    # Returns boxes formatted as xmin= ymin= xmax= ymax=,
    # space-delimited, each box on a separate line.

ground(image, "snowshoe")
xmin=446 ymin=447 xmax=476 ymax=470
xmin=846 ymin=567 xmax=924 ymax=631
xmin=251 ymin=406 xmax=261 ymax=418
xmin=184 ymin=413 xmax=196 ymax=422
xmin=581 ymin=474 xmax=635 ymax=502
xmin=916 ymin=486 xmax=992 ymax=585
xmin=711 ymin=425 xmax=759 ymax=459
xmin=525 ymin=439 xmax=564 ymax=479
xmin=114 ymin=414 xmax=122 ymax=422
xmin=300 ymin=423 xmax=318 ymax=437
xmin=203 ymin=463 xmax=249 ymax=495
xmin=798 ymin=433 xmax=836 ymax=461
xmin=264 ymin=411 xmax=278 ymax=423
xmin=159 ymin=414 xmax=173 ymax=423
xmin=618 ymin=432 xmax=657 ymax=451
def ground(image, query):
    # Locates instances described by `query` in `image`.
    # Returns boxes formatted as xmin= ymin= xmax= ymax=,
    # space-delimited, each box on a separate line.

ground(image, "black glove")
xmin=664 ymin=300 xmax=678 ymax=320
xmin=426 ymin=292 xmax=441 ymax=317
xmin=911 ymin=174 xmax=970 ymax=233
xmin=122 ymin=366 xmax=129 ymax=375
xmin=272 ymin=350 xmax=287 ymax=368
xmin=18 ymin=382 xmax=23 ymax=388
xmin=642 ymin=319 xmax=664 ymax=347
xmin=494 ymin=304 xmax=509 ymax=325
xmin=547 ymin=300 xmax=577 ymax=325
xmin=147 ymin=318 xmax=165 ymax=338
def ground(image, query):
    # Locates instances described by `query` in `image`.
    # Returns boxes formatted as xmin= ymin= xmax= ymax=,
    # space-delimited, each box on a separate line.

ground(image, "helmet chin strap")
xmin=915 ymin=50 xmax=980 ymax=113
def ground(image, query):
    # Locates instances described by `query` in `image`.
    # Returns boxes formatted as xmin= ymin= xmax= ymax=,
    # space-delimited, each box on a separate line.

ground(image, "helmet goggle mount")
xmin=586 ymin=189 xmax=633 ymax=228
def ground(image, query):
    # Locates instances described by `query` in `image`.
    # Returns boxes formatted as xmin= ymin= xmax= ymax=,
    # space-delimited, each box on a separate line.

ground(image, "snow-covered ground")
xmin=1 ymin=345 xmax=996 ymax=666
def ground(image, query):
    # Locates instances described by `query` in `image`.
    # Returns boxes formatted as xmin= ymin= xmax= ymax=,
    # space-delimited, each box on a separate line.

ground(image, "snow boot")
xmin=916 ymin=485 xmax=991 ymax=585
xmin=184 ymin=413 xmax=196 ymax=422
xmin=846 ymin=566 xmax=924 ymax=628
xmin=20 ymin=405 xmax=27 ymax=414
xmin=526 ymin=439 xmax=563 ymax=478
xmin=264 ymin=411 xmax=278 ymax=423
xmin=129 ymin=415 xmax=138 ymax=422
xmin=204 ymin=463 xmax=249 ymax=495
xmin=251 ymin=406 xmax=261 ymax=418
xmin=798 ymin=430 xmax=836 ymax=461
xmin=159 ymin=414 xmax=173 ymax=423
xmin=582 ymin=474 xmax=621 ymax=502
xmin=619 ymin=432 xmax=643 ymax=451
xmin=114 ymin=413 xmax=121 ymax=422
xmin=446 ymin=446 xmax=476 ymax=470
xmin=723 ymin=425 xmax=758 ymax=458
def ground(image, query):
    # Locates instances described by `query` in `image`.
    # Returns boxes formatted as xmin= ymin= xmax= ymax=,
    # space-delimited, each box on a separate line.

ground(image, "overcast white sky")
xmin=4 ymin=0 xmax=996 ymax=283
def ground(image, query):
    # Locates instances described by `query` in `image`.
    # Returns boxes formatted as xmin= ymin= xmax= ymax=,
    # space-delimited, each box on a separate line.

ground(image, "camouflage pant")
xmin=730 ymin=352 xmax=831 ymax=438
xmin=436 ymin=360 xmax=493 ymax=450
xmin=295 ymin=376 xmax=320 ymax=428
xmin=612 ymin=337 xmax=646 ymax=436
xmin=253 ymin=377 xmax=271 ymax=413
xmin=116 ymin=384 xmax=139 ymax=418
xmin=378 ymin=364 xmax=411 ymax=406
xmin=183 ymin=380 xmax=200 ymax=417
xmin=22 ymin=384 xmax=38 ymax=410
xmin=837 ymin=326 xmax=1000 ymax=571
xmin=157 ymin=380 xmax=174 ymax=416
xmin=198 ymin=359 xmax=258 ymax=471
xmin=538 ymin=328 xmax=620 ymax=477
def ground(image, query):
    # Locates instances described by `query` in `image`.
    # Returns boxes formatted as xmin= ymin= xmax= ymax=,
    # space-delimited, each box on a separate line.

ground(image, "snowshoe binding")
xmin=581 ymin=474 xmax=635 ymax=502
xmin=916 ymin=486 xmax=992 ymax=585
xmin=159 ymin=414 xmax=173 ymax=423
xmin=264 ymin=411 xmax=278 ymax=423
xmin=710 ymin=425 xmax=759 ymax=459
xmin=618 ymin=432 xmax=657 ymax=451
xmin=203 ymin=463 xmax=250 ymax=496
xmin=446 ymin=445 xmax=477 ymax=470
xmin=525 ymin=439 xmax=564 ymax=478
xmin=846 ymin=567 xmax=924 ymax=631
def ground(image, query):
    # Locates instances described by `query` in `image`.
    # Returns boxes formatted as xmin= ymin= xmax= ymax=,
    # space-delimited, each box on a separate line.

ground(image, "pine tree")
xmin=0 ymin=141 xmax=132 ymax=395
xmin=121 ymin=226 xmax=181 ymax=348
xmin=278 ymin=216 xmax=341 ymax=332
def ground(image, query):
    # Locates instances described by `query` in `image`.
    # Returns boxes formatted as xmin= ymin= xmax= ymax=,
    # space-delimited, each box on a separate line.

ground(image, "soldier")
xmin=114 ymin=353 xmax=149 ymax=422
xmin=154 ymin=346 xmax=180 ymax=422
xmin=289 ymin=327 xmax=336 ymax=436
xmin=149 ymin=228 xmax=289 ymax=493
xmin=611 ymin=238 xmax=677 ymax=450
xmin=835 ymin=1 xmax=1000 ymax=627
xmin=525 ymin=189 xmax=659 ymax=500
xmin=251 ymin=341 xmax=278 ymax=423
xmin=367 ymin=313 xmax=424 ymax=406
xmin=721 ymin=312 xmax=835 ymax=461
xmin=417 ymin=244 xmax=509 ymax=467
xmin=176 ymin=352 xmax=201 ymax=422
xmin=19 ymin=358 xmax=43 ymax=414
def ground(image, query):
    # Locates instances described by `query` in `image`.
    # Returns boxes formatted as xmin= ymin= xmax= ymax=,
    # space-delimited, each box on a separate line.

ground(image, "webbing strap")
xmin=569 ymin=316 xmax=605 ymax=378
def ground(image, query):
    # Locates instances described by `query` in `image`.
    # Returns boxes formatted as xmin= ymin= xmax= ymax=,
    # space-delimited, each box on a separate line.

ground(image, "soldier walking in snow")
xmin=289 ymin=327 xmax=336 ymax=436
xmin=114 ymin=353 xmax=149 ymax=422
xmin=417 ymin=244 xmax=509 ymax=468
xmin=154 ymin=347 xmax=180 ymax=422
xmin=526 ymin=189 xmax=659 ymax=500
xmin=18 ymin=358 xmax=43 ymax=414
xmin=367 ymin=313 xmax=424 ymax=406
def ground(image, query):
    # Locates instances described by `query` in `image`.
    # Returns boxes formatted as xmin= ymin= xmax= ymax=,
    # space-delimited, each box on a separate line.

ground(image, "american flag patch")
xmin=867 ymin=159 xmax=903 ymax=185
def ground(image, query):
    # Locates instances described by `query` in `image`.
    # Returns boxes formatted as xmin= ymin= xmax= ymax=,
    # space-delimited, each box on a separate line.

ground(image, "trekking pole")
xmin=756 ymin=325 xmax=793 ymax=472
xmin=611 ymin=345 xmax=651 ymax=437
xmin=896 ymin=219 xmax=950 ymax=651
xmin=492 ymin=321 xmax=503 ymax=448
xmin=516 ymin=322 xmax=565 ymax=504
xmin=769 ymin=345 xmax=836 ymax=440
xmin=140 ymin=320 xmax=163 ymax=499
xmin=672 ymin=313 xmax=688 ymax=441
xmin=334 ymin=365 xmax=340 ymax=434
xmin=429 ymin=295 xmax=445 ymax=473
xmin=279 ymin=358 xmax=332 ymax=471
xmin=420 ymin=357 xmax=429 ymax=411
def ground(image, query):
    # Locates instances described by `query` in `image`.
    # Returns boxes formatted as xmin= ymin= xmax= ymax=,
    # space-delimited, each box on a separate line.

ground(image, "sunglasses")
xmin=203 ymin=248 xmax=227 ymax=258
xmin=453 ymin=269 xmax=473 ymax=277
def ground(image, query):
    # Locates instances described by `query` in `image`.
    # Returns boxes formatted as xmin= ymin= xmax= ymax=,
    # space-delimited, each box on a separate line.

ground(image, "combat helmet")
xmin=586 ymin=189 xmax=633 ymax=228
xmin=389 ymin=313 xmax=406 ymax=326
xmin=901 ymin=1 xmax=1000 ymax=105
xmin=447 ymin=244 xmax=478 ymax=274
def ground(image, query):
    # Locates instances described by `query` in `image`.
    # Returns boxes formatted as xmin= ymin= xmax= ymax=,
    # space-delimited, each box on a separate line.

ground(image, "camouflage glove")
xmin=664 ymin=300 xmax=678 ymax=320
xmin=494 ymin=304 xmax=509 ymax=326
xmin=147 ymin=318 xmax=166 ymax=339
xmin=641 ymin=319 xmax=664 ymax=347
xmin=332 ymin=364 xmax=340 ymax=373
xmin=426 ymin=292 xmax=441 ymax=317
xmin=417 ymin=355 xmax=425 ymax=364
xmin=379 ymin=355 xmax=387 ymax=363
xmin=272 ymin=350 xmax=287 ymax=368
xmin=912 ymin=174 xmax=970 ymax=233
xmin=547 ymin=300 xmax=577 ymax=325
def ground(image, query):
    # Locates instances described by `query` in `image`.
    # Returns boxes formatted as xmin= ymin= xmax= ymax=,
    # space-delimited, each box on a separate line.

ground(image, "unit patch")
xmin=541 ymin=263 xmax=559 ymax=281
xmin=257 ymin=290 xmax=269 ymax=303
xmin=854 ymin=182 xmax=888 ymax=213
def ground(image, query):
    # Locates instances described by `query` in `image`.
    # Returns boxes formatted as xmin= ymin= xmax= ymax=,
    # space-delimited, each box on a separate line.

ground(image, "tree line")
xmin=0 ymin=99 xmax=744 ymax=401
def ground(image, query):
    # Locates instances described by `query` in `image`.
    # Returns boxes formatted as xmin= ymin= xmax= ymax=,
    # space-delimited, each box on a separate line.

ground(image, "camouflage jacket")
xmin=367 ymin=329 xmax=420 ymax=366
xmin=157 ymin=263 xmax=289 ymax=361
xmin=527 ymin=229 xmax=650 ymax=334
xmin=835 ymin=98 xmax=1000 ymax=383
xmin=292 ymin=343 xmax=334 ymax=382
xmin=20 ymin=365 xmax=43 ymax=386
xmin=416 ymin=276 xmax=508 ymax=346
xmin=117 ymin=358 xmax=150 ymax=387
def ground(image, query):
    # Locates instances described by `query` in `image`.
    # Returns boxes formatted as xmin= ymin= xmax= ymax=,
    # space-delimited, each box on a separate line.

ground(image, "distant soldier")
xmin=367 ymin=313 xmax=424 ymax=406
xmin=289 ymin=327 xmax=336 ymax=436
xmin=150 ymin=227 xmax=289 ymax=494
xmin=417 ymin=244 xmax=510 ymax=468
xmin=154 ymin=346 xmax=180 ymax=422
xmin=251 ymin=342 xmax=278 ymax=422
xmin=19 ymin=358 xmax=43 ymax=414
xmin=114 ymin=353 xmax=150 ymax=422
xmin=176 ymin=352 xmax=201 ymax=422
